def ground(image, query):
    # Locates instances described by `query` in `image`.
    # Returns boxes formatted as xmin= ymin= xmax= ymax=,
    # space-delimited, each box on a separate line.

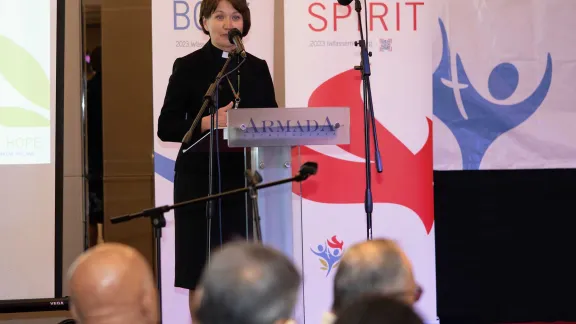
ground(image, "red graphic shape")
xmin=327 ymin=235 xmax=344 ymax=250
xmin=292 ymin=69 xmax=434 ymax=233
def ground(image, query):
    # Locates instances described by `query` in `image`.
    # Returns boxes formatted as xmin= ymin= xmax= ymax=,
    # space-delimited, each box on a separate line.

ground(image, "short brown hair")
xmin=332 ymin=239 xmax=414 ymax=314
xmin=199 ymin=0 xmax=251 ymax=37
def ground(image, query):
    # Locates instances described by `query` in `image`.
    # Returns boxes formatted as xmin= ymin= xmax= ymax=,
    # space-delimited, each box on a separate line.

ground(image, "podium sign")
xmin=226 ymin=107 xmax=350 ymax=147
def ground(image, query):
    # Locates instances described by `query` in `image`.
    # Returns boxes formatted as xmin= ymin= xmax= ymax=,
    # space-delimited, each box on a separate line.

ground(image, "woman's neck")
xmin=211 ymin=39 xmax=235 ymax=54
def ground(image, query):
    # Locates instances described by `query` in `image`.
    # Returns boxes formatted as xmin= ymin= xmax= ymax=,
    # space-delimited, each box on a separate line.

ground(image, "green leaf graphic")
xmin=0 ymin=107 xmax=49 ymax=127
xmin=0 ymin=35 xmax=50 ymax=110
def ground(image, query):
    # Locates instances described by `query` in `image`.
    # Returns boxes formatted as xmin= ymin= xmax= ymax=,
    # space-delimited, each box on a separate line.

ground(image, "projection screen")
xmin=0 ymin=0 xmax=64 ymax=301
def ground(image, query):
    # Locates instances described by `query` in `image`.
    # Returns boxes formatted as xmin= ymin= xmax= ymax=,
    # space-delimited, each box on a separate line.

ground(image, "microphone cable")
xmin=214 ymin=81 xmax=223 ymax=249
xmin=214 ymin=53 xmax=247 ymax=248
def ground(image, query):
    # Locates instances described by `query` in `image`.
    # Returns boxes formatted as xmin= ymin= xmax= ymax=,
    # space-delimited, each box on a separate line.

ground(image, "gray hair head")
xmin=332 ymin=239 xmax=416 ymax=314
xmin=195 ymin=241 xmax=301 ymax=324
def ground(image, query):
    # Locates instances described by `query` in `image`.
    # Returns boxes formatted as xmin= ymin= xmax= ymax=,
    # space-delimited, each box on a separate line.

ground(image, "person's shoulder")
xmin=245 ymin=52 xmax=271 ymax=70
xmin=172 ymin=41 xmax=214 ymax=71
xmin=246 ymin=52 xmax=268 ymax=64
xmin=174 ymin=47 xmax=206 ymax=69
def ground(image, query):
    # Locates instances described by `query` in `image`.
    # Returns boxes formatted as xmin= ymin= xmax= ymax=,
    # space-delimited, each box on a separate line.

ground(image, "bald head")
xmin=68 ymin=243 xmax=157 ymax=324
xmin=332 ymin=239 xmax=417 ymax=314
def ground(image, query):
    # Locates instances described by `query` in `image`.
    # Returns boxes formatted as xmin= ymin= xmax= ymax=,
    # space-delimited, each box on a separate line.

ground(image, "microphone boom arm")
xmin=182 ymin=54 xmax=235 ymax=144
xmin=110 ymin=162 xmax=318 ymax=225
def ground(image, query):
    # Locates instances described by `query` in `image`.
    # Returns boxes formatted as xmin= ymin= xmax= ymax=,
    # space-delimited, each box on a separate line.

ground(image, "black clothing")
xmin=157 ymin=40 xmax=278 ymax=289
xmin=87 ymin=72 xmax=104 ymax=225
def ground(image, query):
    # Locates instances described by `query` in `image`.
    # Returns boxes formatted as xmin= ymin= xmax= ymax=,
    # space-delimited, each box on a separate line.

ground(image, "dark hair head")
xmin=335 ymin=295 xmax=424 ymax=324
xmin=194 ymin=241 xmax=301 ymax=324
xmin=199 ymin=0 xmax=251 ymax=37
xmin=332 ymin=239 xmax=415 ymax=314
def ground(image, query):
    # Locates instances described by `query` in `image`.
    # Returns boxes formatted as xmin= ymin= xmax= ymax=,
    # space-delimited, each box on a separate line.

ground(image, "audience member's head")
xmin=332 ymin=239 xmax=419 ymax=314
xmin=68 ymin=243 xmax=157 ymax=324
xmin=334 ymin=295 xmax=424 ymax=324
xmin=192 ymin=241 xmax=301 ymax=324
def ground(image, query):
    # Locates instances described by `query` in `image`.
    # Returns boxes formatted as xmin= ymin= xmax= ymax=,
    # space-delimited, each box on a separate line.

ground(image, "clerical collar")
xmin=208 ymin=40 xmax=232 ymax=60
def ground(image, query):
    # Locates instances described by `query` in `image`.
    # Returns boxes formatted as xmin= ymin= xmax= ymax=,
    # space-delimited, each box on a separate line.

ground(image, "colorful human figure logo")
xmin=310 ymin=235 xmax=344 ymax=276
xmin=433 ymin=18 xmax=553 ymax=169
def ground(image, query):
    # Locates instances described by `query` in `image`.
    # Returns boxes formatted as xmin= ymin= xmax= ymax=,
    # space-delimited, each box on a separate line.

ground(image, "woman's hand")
xmin=201 ymin=101 xmax=233 ymax=132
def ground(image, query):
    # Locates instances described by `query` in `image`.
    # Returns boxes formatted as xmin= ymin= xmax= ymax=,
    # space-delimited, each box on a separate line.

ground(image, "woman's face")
xmin=203 ymin=0 xmax=244 ymax=52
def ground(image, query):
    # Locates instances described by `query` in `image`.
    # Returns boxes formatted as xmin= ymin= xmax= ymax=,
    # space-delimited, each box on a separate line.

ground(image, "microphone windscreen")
xmin=337 ymin=0 xmax=353 ymax=6
xmin=300 ymin=162 xmax=318 ymax=176
xmin=228 ymin=28 xmax=243 ymax=44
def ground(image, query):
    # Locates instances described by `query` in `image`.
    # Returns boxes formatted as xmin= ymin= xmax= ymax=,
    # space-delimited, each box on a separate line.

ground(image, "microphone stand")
xmin=109 ymin=162 xmax=318 ymax=323
xmin=351 ymin=0 xmax=383 ymax=241
xmin=245 ymin=170 xmax=263 ymax=242
xmin=182 ymin=53 xmax=234 ymax=144
xmin=181 ymin=52 xmax=246 ymax=266
xmin=181 ymin=53 xmax=234 ymax=268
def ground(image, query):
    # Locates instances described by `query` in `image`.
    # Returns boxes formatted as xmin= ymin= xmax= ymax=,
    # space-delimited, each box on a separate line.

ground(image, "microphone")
xmin=296 ymin=162 xmax=318 ymax=181
xmin=337 ymin=0 xmax=353 ymax=5
xmin=228 ymin=28 xmax=246 ymax=58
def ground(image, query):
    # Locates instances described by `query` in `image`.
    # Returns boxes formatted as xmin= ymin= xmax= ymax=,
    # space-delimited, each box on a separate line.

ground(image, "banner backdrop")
xmin=432 ymin=0 xmax=576 ymax=170
xmin=285 ymin=1 xmax=437 ymax=323
xmin=151 ymin=1 xmax=274 ymax=323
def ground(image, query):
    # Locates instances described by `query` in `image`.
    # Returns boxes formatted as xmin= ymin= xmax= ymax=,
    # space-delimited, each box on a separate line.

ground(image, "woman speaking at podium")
xmin=156 ymin=0 xmax=278 ymax=312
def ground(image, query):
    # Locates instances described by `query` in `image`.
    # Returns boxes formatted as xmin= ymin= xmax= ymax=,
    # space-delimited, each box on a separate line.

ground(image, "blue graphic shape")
xmin=154 ymin=152 xmax=175 ymax=183
xmin=433 ymin=18 xmax=553 ymax=169
xmin=310 ymin=242 xmax=343 ymax=276
xmin=489 ymin=63 xmax=519 ymax=100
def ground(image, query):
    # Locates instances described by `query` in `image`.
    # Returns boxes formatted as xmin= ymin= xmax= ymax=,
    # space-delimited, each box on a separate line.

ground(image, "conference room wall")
xmin=273 ymin=0 xmax=286 ymax=107
xmin=0 ymin=0 xmax=85 ymax=322
xmin=100 ymin=0 xmax=155 ymax=270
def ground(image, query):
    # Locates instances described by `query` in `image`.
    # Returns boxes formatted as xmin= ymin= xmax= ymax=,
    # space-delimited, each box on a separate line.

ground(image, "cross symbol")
xmin=441 ymin=76 xmax=470 ymax=119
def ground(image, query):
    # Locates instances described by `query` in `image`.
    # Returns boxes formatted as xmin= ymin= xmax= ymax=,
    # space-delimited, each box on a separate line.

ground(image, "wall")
xmin=100 ymin=0 xmax=155 ymax=269
xmin=85 ymin=25 xmax=101 ymax=56
xmin=274 ymin=0 xmax=286 ymax=107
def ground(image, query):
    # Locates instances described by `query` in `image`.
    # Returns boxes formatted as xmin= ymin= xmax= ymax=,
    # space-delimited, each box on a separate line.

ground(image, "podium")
xmin=225 ymin=107 xmax=350 ymax=261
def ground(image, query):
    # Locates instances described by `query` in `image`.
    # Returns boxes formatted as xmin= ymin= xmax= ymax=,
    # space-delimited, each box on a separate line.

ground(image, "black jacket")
xmin=157 ymin=40 xmax=278 ymax=178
